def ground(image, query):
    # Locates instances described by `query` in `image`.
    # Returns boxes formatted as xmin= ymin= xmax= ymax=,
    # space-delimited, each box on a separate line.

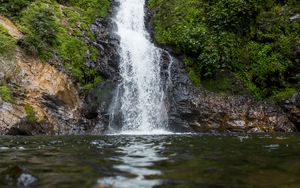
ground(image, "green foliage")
xmin=184 ymin=57 xmax=201 ymax=86
xmin=0 ymin=0 xmax=35 ymax=19
xmin=56 ymin=0 xmax=110 ymax=20
xmin=12 ymin=0 xmax=109 ymax=87
xmin=0 ymin=25 xmax=16 ymax=57
xmin=201 ymin=72 xmax=248 ymax=95
xmin=270 ymin=88 xmax=296 ymax=101
xmin=237 ymin=42 xmax=292 ymax=99
xmin=24 ymin=104 xmax=36 ymax=123
xmin=19 ymin=0 xmax=59 ymax=59
xmin=0 ymin=84 xmax=13 ymax=103
xmin=149 ymin=0 xmax=300 ymax=99
xmin=57 ymin=33 xmax=102 ymax=86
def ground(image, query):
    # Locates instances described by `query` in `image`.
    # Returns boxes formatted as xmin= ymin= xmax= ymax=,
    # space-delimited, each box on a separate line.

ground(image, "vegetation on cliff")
xmin=148 ymin=0 xmax=300 ymax=100
xmin=0 ymin=83 xmax=13 ymax=103
xmin=0 ymin=25 xmax=16 ymax=57
xmin=24 ymin=104 xmax=36 ymax=123
xmin=0 ymin=0 xmax=109 ymax=88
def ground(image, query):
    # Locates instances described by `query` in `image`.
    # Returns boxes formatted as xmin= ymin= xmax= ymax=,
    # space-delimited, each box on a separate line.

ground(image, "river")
xmin=1 ymin=134 xmax=300 ymax=187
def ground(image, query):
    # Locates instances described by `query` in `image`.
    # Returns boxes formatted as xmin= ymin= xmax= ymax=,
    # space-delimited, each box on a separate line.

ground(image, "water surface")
xmin=0 ymin=134 xmax=300 ymax=188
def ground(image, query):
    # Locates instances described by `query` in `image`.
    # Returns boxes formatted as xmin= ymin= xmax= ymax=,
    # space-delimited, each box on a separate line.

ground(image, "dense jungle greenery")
xmin=1 ymin=0 xmax=299 ymax=101
xmin=0 ymin=0 xmax=109 ymax=88
xmin=148 ymin=0 xmax=300 ymax=100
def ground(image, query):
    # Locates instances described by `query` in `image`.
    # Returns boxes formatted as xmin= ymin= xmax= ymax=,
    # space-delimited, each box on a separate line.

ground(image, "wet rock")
xmin=0 ymin=98 xmax=26 ymax=134
xmin=279 ymin=93 xmax=300 ymax=130
xmin=86 ymin=16 xmax=120 ymax=80
xmin=84 ymin=81 xmax=116 ymax=118
xmin=81 ymin=4 xmax=121 ymax=133
xmin=17 ymin=173 xmax=38 ymax=187
xmin=82 ymin=81 xmax=117 ymax=134
xmin=164 ymin=56 xmax=296 ymax=133
xmin=6 ymin=121 xmax=52 ymax=136
xmin=0 ymin=165 xmax=37 ymax=187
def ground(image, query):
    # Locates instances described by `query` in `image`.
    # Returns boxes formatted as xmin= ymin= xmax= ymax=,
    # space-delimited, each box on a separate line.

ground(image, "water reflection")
xmin=1 ymin=134 xmax=300 ymax=188
xmin=97 ymin=137 xmax=167 ymax=188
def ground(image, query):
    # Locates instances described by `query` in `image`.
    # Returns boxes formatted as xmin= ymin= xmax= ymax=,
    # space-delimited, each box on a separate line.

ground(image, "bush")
xmin=19 ymin=0 xmax=59 ymax=59
xmin=24 ymin=104 xmax=36 ymax=123
xmin=0 ymin=25 xmax=16 ymax=57
xmin=16 ymin=0 xmax=108 ymax=87
xmin=57 ymin=33 xmax=101 ymax=87
xmin=149 ymin=0 xmax=300 ymax=99
xmin=0 ymin=0 xmax=36 ymax=19
xmin=0 ymin=84 xmax=13 ymax=103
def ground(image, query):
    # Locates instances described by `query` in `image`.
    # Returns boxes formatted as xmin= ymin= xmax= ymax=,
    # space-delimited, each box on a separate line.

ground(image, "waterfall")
xmin=109 ymin=0 xmax=169 ymax=134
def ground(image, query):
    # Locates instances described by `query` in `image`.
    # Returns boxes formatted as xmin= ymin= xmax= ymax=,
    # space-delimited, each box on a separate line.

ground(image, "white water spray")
xmin=110 ymin=0 xmax=168 ymax=134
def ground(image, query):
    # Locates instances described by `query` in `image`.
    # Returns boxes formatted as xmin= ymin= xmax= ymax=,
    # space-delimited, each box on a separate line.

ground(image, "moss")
xmin=0 ymin=25 xmax=16 ymax=57
xmin=0 ymin=84 xmax=13 ymax=103
xmin=24 ymin=104 xmax=36 ymax=123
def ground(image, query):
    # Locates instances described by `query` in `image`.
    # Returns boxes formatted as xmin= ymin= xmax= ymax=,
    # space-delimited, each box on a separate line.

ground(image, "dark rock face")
xmin=83 ymin=81 xmax=117 ymax=134
xmin=86 ymin=16 xmax=120 ymax=80
xmin=6 ymin=121 xmax=53 ymax=136
xmin=279 ymin=93 xmax=300 ymax=131
xmin=162 ymin=52 xmax=296 ymax=133
xmin=82 ymin=3 xmax=121 ymax=134
xmin=40 ymin=94 xmax=91 ymax=135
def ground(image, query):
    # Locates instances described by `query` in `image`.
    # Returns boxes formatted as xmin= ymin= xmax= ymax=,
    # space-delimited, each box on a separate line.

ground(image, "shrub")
xmin=19 ymin=0 xmax=59 ymax=59
xmin=24 ymin=104 xmax=36 ymax=123
xmin=0 ymin=84 xmax=13 ymax=103
xmin=0 ymin=25 xmax=16 ymax=57
xmin=16 ymin=0 xmax=107 ymax=87
xmin=0 ymin=0 xmax=36 ymax=19
xmin=149 ymin=0 xmax=300 ymax=99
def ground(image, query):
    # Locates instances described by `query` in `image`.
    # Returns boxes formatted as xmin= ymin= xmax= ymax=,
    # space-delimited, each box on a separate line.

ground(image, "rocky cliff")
xmin=162 ymin=54 xmax=297 ymax=133
xmin=0 ymin=17 xmax=89 ymax=135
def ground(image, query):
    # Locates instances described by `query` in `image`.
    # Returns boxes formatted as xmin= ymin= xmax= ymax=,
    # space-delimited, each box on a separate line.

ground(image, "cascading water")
xmin=109 ymin=0 xmax=169 ymax=134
